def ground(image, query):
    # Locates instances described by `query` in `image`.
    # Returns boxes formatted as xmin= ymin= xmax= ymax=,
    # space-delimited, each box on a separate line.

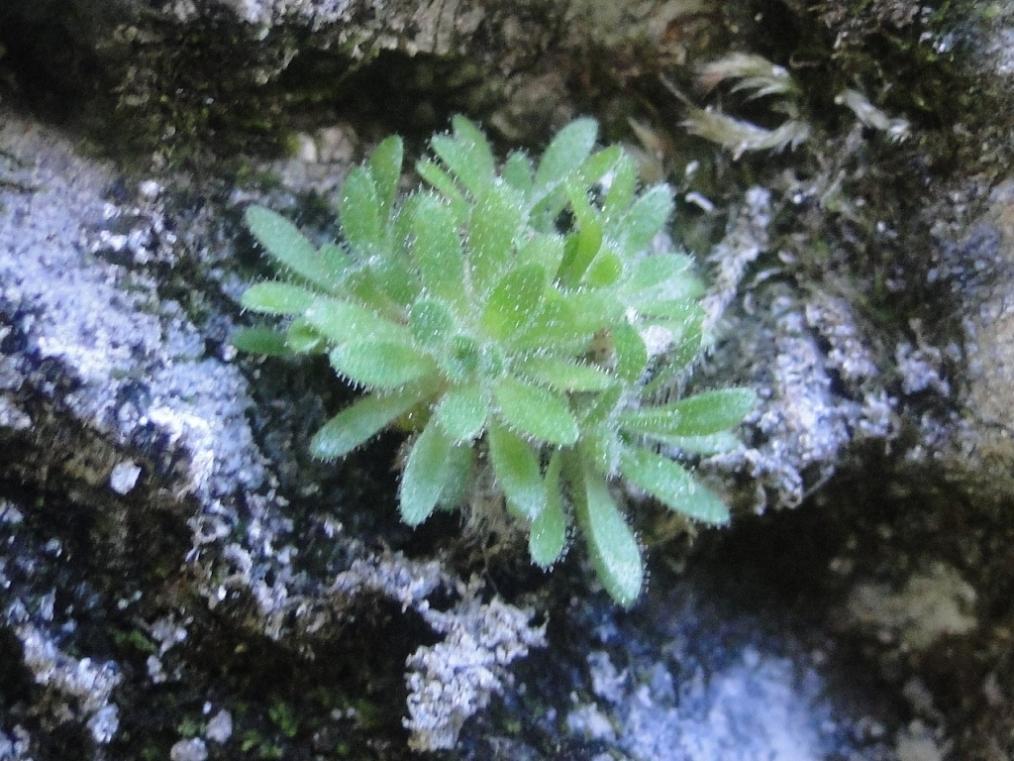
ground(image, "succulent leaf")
xmin=620 ymin=447 xmax=730 ymax=524
xmin=339 ymin=166 xmax=384 ymax=255
xmin=529 ymin=451 xmax=567 ymax=568
xmin=515 ymin=356 xmax=615 ymax=392
xmin=304 ymin=297 xmax=411 ymax=345
xmin=329 ymin=342 xmax=434 ymax=389
xmin=571 ymin=456 xmax=643 ymax=607
xmin=612 ymin=321 xmax=648 ymax=382
xmin=241 ymin=281 xmax=316 ymax=315
xmin=502 ymin=151 xmax=534 ymax=193
xmin=410 ymin=196 xmax=465 ymax=304
xmin=534 ymin=117 xmax=598 ymax=190
xmin=368 ymin=135 xmax=404 ymax=217
xmin=481 ymin=264 xmax=545 ymax=341
xmin=493 ymin=376 xmax=579 ymax=446
xmin=468 ymin=184 xmax=526 ymax=294
xmin=245 ymin=206 xmax=339 ymax=289
xmin=232 ymin=326 xmax=291 ymax=356
xmin=434 ymin=383 xmax=487 ymax=442
xmin=488 ymin=422 xmax=545 ymax=520
xmin=399 ymin=419 xmax=453 ymax=526
xmin=621 ymin=388 xmax=755 ymax=438
xmin=310 ymin=386 xmax=433 ymax=460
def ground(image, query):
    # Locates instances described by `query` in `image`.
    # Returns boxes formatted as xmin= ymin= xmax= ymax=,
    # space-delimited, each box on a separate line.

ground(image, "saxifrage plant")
xmin=234 ymin=115 xmax=754 ymax=605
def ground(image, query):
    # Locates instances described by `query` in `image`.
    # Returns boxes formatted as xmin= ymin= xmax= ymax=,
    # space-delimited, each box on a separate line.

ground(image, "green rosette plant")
xmin=234 ymin=115 xmax=754 ymax=606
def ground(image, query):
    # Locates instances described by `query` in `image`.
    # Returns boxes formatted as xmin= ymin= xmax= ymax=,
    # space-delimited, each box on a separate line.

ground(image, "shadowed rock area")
xmin=1 ymin=0 xmax=1013 ymax=758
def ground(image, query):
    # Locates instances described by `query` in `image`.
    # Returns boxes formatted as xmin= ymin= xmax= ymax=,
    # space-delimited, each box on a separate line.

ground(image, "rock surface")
xmin=1 ymin=0 xmax=1013 ymax=758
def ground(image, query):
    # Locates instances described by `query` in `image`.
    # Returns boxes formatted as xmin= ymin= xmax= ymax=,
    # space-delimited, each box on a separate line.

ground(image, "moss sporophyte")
xmin=234 ymin=116 xmax=755 ymax=606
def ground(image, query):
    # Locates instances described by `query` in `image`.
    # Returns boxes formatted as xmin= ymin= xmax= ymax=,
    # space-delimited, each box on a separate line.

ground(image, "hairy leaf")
xmin=529 ymin=451 xmax=567 ymax=568
xmin=514 ymin=290 xmax=588 ymax=349
xmin=515 ymin=356 xmax=615 ymax=392
xmin=493 ymin=376 xmax=579 ymax=445
xmin=399 ymin=420 xmax=453 ymax=525
xmin=439 ymin=445 xmax=475 ymax=508
xmin=623 ymin=254 xmax=695 ymax=299
xmin=620 ymin=447 xmax=729 ymax=524
xmin=241 ymin=281 xmax=316 ymax=315
xmin=431 ymin=128 xmax=491 ymax=199
xmin=319 ymin=242 xmax=352 ymax=277
xmin=481 ymin=263 xmax=545 ymax=341
xmin=517 ymin=233 xmax=565 ymax=281
xmin=232 ymin=326 xmax=290 ymax=356
xmin=534 ymin=118 xmax=598 ymax=190
xmin=409 ymin=298 xmax=454 ymax=346
xmin=411 ymin=196 xmax=465 ymax=304
xmin=469 ymin=184 xmax=526 ymax=293
xmin=619 ymin=184 xmax=674 ymax=254
xmin=339 ymin=167 xmax=384 ymax=254
xmin=621 ymin=388 xmax=755 ymax=438
xmin=245 ymin=206 xmax=338 ymax=288
xmin=304 ymin=297 xmax=410 ymax=345
xmin=502 ymin=151 xmax=534 ymax=194
xmin=285 ymin=318 xmax=326 ymax=354
xmin=577 ymin=145 xmax=622 ymax=186
xmin=488 ymin=422 xmax=544 ymax=520
xmin=451 ymin=115 xmax=496 ymax=190
xmin=433 ymin=383 xmax=487 ymax=442
xmin=414 ymin=159 xmax=469 ymax=219
xmin=602 ymin=151 xmax=637 ymax=217
xmin=659 ymin=431 xmax=741 ymax=455
xmin=584 ymin=250 xmax=624 ymax=287
xmin=329 ymin=342 xmax=434 ymax=389
xmin=612 ymin=321 xmax=648 ymax=382
xmin=368 ymin=135 xmax=404 ymax=217
xmin=310 ymin=386 xmax=432 ymax=460
xmin=571 ymin=457 xmax=642 ymax=606
xmin=560 ymin=188 xmax=603 ymax=286
xmin=439 ymin=334 xmax=481 ymax=382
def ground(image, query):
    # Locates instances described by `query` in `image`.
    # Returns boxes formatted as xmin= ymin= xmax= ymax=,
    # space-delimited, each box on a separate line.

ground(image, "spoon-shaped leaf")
xmin=481 ymin=264 xmax=545 ymax=341
xmin=515 ymin=356 xmax=615 ymax=392
xmin=232 ymin=326 xmax=290 ymax=356
xmin=469 ymin=184 xmax=526 ymax=294
xmin=433 ymin=383 xmax=487 ymax=442
xmin=529 ymin=451 xmax=567 ymax=568
xmin=399 ymin=420 xmax=453 ymax=526
xmin=534 ymin=118 xmax=598 ymax=190
xmin=339 ymin=166 xmax=384 ymax=255
xmin=329 ymin=342 xmax=435 ymax=389
xmin=571 ymin=456 xmax=642 ymax=606
xmin=411 ymin=196 xmax=465 ymax=304
xmin=368 ymin=135 xmax=403 ymax=217
xmin=488 ymin=422 xmax=545 ymax=520
xmin=245 ymin=206 xmax=340 ymax=289
xmin=241 ymin=282 xmax=316 ymax=315
xmin=620 ymin=388 xmax=755 ymax=438
xmin=310 ymin=385 xmax=433 ymax=460
xmin=493 ymin=376 xmax=579 ymax=446
xmin=619 ymin=446 xmax=730 ymax=524
xmin=304 ymin=297 xmax=411 ymax=345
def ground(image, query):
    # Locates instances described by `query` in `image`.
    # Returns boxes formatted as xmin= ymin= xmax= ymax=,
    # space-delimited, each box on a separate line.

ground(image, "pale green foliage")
xmin=236 ymin=119 xmax=755 ymax=605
